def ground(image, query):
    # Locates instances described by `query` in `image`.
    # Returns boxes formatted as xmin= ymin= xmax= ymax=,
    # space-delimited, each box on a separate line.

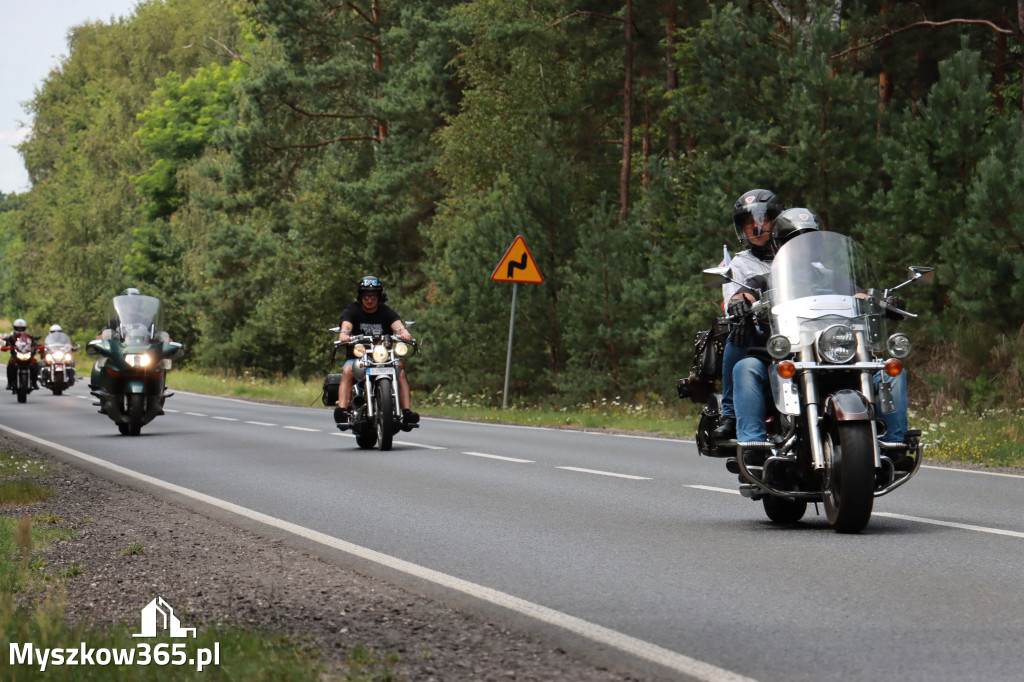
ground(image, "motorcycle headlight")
xmin=53 ymin=351 xmax=65 ymax=362
xmin=353 ymin=344 xmax=366 ymax=358
xmin=372 ymin=345 xmax=389 ymax=363
xmin=766 ymin=335 xmax=791 ymax=359
xmin=16 ymin=352 xmax=32 ymax=361
xmin=125 ymin=353 xmax=152 ymax=368
xmin=886 ymin=333 xmax=912 ymax=359
xmin=45 ymin=353 xmax=54 ymax=363
xmin=816 ymin=324 xmax=858 ymax=364
xmin=394 ymin=342 xmax=409 ymax=357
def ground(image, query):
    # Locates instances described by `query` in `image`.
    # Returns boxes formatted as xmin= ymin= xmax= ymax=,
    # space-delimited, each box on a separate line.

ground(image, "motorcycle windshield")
xmin=109 ymin=295 xmax=164 ymax=345
xmin=768 ymin=232 xmax=884 ymax=350
xmin=44 ymin=331 xmax=73 ymax=349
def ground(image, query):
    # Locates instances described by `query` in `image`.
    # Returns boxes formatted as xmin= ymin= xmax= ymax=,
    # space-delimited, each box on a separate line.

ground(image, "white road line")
xmin=184 ymin=412 xmax=207 ymax=417
xmin=164 ymin=409 xmax=180 ymax=413
xmin=558 ymin=466 xmax=651 ymax=480
xmin=394 ymin=441 xmax=446 ymax=450
xmin=284 ymin=426 xmax=319 ymax=433
xmin=463 ymin=451 xmax=533 ymax=463
xmin=874 ymin=512 xmax=1024 ymax=539
xmin=687 ymin=484 xmax=741 ymax=495
xmin=244 ymin=421 xmax=277 ymax=426
xmin=921 ymin=464 xmax=1024 ymax=480
xmin=1 ymin=423 xmax=758 ymax=682
xmin=211 ymin=416 xmax=239 ymax=422
xmin=688 ymin=485 xmax=1024 ymax=539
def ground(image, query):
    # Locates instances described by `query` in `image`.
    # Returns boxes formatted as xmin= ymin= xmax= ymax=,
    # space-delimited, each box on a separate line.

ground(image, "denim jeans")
xmin=719 ymin=337 xmax=748 ymax=420
xmin=733 ymin=357 xmax=909 ymax=443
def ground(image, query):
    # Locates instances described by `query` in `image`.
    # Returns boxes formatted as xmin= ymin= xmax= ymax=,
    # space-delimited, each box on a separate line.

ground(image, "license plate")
xmin=368 ymin=367 xmax=395 ymax=376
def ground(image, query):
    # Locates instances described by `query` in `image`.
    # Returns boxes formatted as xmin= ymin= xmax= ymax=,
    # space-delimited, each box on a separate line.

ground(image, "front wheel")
xmin=126 ymin=393 xmax=144 ymax=436
xmin=374 ymin=378 xmax=395 ymax=451
xmin=16 ymin=387 xmax=27 ymax=403
xmin=822 ymin=421 xmax=875 ymax=533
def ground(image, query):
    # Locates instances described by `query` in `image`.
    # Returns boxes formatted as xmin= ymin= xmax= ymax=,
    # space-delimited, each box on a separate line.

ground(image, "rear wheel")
xmin=763 ymin=496 xmax=807 ymax=524
xmin=374 ymin=378 xmax=394 ymax=451
xmin=822 ymin=421 xmax=874 ymax=533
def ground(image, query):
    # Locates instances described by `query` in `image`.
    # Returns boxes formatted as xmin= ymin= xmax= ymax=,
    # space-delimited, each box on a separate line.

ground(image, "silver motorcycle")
xmin=699 ymin=231 xmax=933 ymax=533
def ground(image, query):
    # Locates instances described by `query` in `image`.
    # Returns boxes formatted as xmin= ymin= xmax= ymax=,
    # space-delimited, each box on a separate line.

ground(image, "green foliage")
xmin=4 ymin=0 xmax=1024 ymax=409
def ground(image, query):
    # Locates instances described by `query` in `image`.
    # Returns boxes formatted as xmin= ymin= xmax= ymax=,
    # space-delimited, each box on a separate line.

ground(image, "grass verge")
xmin=165 ymin=368 xmax=1024 ymax=469
xmin=0 ymin=450 xmax=403 ymax=680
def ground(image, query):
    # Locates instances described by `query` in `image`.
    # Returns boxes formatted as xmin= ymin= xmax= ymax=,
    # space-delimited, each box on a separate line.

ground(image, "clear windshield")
xmin=768 ymin=232 xmax=885 ymax=352
xmin=108 ymin=295 xmax=164 ymax=345
xmin=44 ymin=331 xmax=73 ymax=349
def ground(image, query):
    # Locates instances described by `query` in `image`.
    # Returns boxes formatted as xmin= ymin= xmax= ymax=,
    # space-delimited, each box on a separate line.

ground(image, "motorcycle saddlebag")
xmin=691 ymin=318 xmax=729 ymax=383
xmin=321 ymin=373 xmax=343 ymax=407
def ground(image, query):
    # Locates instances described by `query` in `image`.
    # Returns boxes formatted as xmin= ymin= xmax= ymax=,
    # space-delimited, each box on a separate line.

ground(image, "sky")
xmin=1 ymin=0 xmax=142 ymax=195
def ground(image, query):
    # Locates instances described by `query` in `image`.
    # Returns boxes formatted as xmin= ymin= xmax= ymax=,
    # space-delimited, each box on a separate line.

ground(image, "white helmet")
xmin=50 ymin=324 xmax=63 ymax=333
xmin=13 ymin=319 xmax=26 ymax=332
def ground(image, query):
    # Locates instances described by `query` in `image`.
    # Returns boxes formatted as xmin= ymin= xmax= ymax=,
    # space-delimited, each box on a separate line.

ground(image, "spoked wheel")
xmin=126 ymin=394 xmax=144 ymax=436
xmin=821 ymin=421 xmax=875 ymax=533
xmin=763 ymin=496 xmax=807 ymax=524
xmin=374 ymin=378 xmax=395 ymax=451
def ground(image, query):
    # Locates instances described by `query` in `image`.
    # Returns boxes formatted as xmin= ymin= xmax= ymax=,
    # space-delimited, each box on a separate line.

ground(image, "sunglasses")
xmin=361 ymin=294 xmax=380 ymax=300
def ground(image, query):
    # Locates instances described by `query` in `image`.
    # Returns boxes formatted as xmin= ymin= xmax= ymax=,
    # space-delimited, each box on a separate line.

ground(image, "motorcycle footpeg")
xmin=400 ymin=422 xmax=420 ymax=432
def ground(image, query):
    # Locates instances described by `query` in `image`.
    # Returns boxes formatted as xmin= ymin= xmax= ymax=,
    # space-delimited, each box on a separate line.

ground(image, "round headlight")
xmin=372 ymin=345 xmax=389 ymax=363
xmin=352 ymin=344 xmax=366 ymax=358
xmin=53 ymin=351 xmax=65 ymax=362
xmin=766 ymin=334 xmax=791 ymax=359
xmin=886 ymin=333 xmax=912 ymax=359
xmin=816 ymin=324 xmax=857 ymax=364
xmin=45 ymin=353 xmax=54 ymax=363
xmin=394 ymin=342 xmax=409 ymax=357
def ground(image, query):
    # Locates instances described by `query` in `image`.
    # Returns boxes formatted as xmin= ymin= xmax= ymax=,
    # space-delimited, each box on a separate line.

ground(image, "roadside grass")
xmin=166 ymin=368 xmax=1024 ymax=468
xmin=0 ymin=450 xmax=403 ymax=680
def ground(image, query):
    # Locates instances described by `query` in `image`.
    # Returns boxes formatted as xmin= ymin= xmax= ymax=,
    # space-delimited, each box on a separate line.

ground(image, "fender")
xmin=824 ymin=389 xmax=873 ymax=421
xmin=123 ymin=380 xmax=148 ymax=394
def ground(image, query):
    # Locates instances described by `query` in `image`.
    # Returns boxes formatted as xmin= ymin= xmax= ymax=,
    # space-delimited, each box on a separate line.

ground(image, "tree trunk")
xmin=664 ymin=2 xmax=680 ymax=158
xmin=618 ymin=0 xmax=634 ymax=224
xmin=373 ymin=0 xmax=388 ymax=141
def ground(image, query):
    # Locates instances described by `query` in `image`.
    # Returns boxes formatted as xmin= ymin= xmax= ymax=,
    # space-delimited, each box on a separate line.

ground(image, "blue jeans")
xmin=733 ymin=358 xmax=908 ymax=443
xmin=719 ymin=337 xmax=748 ymax=420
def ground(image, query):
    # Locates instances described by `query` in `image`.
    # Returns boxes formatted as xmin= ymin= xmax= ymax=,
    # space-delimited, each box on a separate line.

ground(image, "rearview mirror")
xmin=702 ymin=267 xmax=733 ymax=288
xmin=908 ymin=266 xmax=935 ymax=286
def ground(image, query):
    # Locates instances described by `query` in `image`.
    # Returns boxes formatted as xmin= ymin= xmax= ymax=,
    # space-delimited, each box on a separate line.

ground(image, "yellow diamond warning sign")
xmin=491 ymin=235 xmax=543 ymax=284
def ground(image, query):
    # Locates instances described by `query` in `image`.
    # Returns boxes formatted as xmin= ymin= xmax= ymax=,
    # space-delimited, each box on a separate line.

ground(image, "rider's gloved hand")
xmin=884 ymin=295 xmax=906 ymax=321
xmin=727 ymin=299 xmax=751 ymax=319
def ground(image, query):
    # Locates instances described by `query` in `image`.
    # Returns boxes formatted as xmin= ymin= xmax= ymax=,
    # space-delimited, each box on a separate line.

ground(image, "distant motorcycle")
xmin=680 ymin=231 xmax=933 ymax=533
xmin=87 ymin=293 xmax=184 ymax=435
xmin=3 ymin=334 xmax=42 ymax=403
xmin=323 ymin=326 xmax=418 ymax=451
xmin=39 ymin=329 xmax=80 ymax=396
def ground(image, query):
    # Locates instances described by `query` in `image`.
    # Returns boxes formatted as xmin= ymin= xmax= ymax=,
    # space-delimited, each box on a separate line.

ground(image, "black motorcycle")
xmin=87 ymin=294 xmax=184 ymax=435
xmin=322 ymin=326 xmax=418 ymax=451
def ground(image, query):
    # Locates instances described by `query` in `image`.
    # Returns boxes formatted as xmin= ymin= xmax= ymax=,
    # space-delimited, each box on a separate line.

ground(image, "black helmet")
xmin=770 ymin=208 xmax=821 ymax=253
xmin=732 ymin=189 xmax=784 ymax=247
xmin=356 ymin=275 xmax=387 ymax=303
xmin=13 ymin=318 xmax=26 ymax=332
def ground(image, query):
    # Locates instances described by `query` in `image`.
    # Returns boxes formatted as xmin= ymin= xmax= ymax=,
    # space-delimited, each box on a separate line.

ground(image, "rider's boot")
xmin=334 ymin=407 xmax=351 ymax=431
xmin=401 ymin=408 xmax=420 ymax=431
xmin=712 ymin=416 xmax=736 ymax=440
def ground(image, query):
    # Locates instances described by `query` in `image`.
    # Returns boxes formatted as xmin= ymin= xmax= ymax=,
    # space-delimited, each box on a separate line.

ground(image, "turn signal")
xmin=885 ymin=358 xmax=903 ymax=377
xmin=777 ymin=361 xmax=796 ymax=379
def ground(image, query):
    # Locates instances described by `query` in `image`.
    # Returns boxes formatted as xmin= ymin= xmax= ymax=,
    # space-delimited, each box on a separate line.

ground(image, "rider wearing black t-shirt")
xmin=335 ymin=276 xmax=419 ymax=428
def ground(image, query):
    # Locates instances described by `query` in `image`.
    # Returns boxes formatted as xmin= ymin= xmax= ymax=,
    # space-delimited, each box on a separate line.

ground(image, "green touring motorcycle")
xmin=87 ymin=293 xmax=184 ymax=435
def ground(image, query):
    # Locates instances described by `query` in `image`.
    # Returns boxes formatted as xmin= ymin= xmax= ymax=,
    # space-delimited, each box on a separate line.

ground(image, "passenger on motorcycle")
xmin=712 ymin=189 xmax=785 ymax=441
xmin=334 ymin=276 xmax=419 ymax=428
xmin=730 ymin=208 xmax=911 ymax=468
xmin=2 ymin=318 xmax=40 ymax=390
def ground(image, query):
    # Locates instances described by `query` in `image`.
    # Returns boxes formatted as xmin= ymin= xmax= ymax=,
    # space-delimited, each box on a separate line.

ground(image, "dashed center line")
xmin=184 ymin=412 xmax=207 ymax=417
xmin=211 ymin=416 xmax=239 ymax=422
xmin=557 ymin=466 xmax=651 ymax=480
xmin=245 ymin=421 xmax=277 ymax=426
xmin=462 ymin=451 xmax=533 ymax=463
xmin=284 ymin=426 xmax=320 ymax=432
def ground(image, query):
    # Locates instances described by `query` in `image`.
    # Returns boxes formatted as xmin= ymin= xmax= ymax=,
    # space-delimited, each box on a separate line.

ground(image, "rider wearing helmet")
xmin=3 ymin=318 xmax=40 ymax=390
xmin=335 ymin=275 xmax=418 ymax=429
xmin=730 ymin=208 xmax=912 ymax=469
xmin=713 ymin=189 xmax=785 ymax=441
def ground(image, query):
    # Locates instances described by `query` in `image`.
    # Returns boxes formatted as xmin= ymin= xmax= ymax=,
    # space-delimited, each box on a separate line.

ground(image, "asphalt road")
xmin=2 ymin=382 xmax=1022 ymax=681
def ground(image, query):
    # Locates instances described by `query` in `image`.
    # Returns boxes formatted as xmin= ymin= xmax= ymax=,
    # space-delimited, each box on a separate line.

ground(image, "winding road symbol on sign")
xmin=491 ymin=235 xmax=543 ymax=283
